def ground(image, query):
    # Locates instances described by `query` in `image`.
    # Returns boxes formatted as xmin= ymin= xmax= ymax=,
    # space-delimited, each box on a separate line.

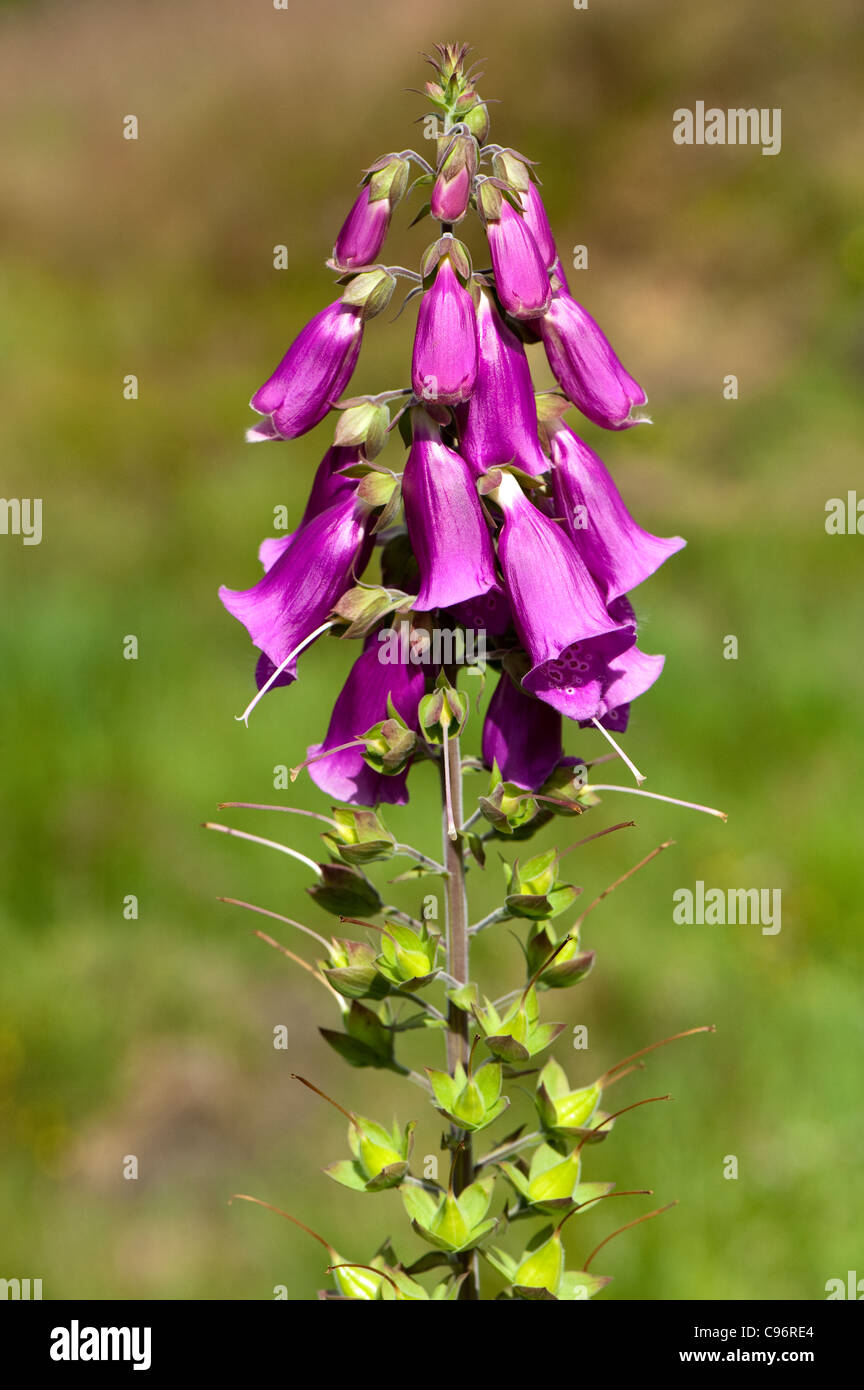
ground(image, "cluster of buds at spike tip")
xmin=422 ymin=42 xmax=489 ymax=143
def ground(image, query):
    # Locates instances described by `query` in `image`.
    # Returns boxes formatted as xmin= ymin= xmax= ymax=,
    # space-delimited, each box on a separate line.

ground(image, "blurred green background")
xmin=1 ymin=0 xmax=862 ymax=1300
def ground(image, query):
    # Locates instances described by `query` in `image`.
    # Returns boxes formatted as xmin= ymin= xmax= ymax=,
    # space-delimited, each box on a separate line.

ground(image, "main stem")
xmin=440 ymin=727 xmax=478 ymax=1299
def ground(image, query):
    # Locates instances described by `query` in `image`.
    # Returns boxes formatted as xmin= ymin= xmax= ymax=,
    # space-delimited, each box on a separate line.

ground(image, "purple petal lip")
xmin=308 ymin=641 xmax=426 ymax=806
xmin=333 ymin=185 xmax=391 ymax=271
xmin=495 ymin=473 xmax=631 ymax=673
xmin=487 ymin=200 xmax=552 ymax=320
xmin=219 ymin=494 xmax=371 ymax=680
xmin=430 ymin=165 xmax=471 ymax=224
xmin=550 ymin=425 xmax=685 ymax=601
xmin=457 ymin=289 xmax=549 ymax=478
xmin=482 ymin=671 xmax=563 ymax=790
xmin=520 ymin=181 xmax=558 ymax=270
xmin=250 ymin=301 xmax=363 ymax=439
xmin=522 ymin=627 xmax=636 ymax=723
xmin=411 ymin=257 xmax=478 ymax=405
xmin=539 ymin=291 xmax=647 ymax=430
xmin=402 ymin=413 xmax=499 ymax=611
xmin=597 ymin=642 xmax=665 ymax=717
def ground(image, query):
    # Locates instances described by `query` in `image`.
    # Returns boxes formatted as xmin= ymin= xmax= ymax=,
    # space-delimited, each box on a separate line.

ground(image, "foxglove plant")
xmin=211 ymin=44 xmax=725 ymax=1301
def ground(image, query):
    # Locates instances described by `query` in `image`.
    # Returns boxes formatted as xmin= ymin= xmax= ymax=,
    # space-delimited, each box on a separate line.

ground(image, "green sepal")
xmin=307 ymin=862 xmax=382 ymax=918
xmin=322 ymin=938 xmax=390 ymax=1000
xmin=319 ymin=1000 xmax=394 ymax=1070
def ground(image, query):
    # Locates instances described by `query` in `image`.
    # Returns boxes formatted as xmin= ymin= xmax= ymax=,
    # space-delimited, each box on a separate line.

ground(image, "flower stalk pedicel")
xmin=214 ymin=43 xmax=724 ymax=1301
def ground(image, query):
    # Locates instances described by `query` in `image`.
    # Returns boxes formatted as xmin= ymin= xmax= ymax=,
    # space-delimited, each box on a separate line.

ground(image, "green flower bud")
xmin=463 ymin=99 xmax=490 ymax=144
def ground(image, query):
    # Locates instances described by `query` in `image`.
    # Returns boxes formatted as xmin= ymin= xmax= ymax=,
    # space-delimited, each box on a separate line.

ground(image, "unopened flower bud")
xmin=333 ymin=157 xmax=408 ymax=271
xmin=431 ymin=134 xmax=477 ymax=224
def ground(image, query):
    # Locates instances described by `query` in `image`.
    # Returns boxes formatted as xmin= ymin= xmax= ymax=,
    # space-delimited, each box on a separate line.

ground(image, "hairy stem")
xmin=440 ymin=726 xmax=477 ymax=1299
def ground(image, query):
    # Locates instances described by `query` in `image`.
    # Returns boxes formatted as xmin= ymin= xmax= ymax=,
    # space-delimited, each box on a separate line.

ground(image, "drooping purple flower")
xmin=456 ymin=289 xmax=548 ymax=477
xmin=539 ymin=290 xmax=647 ymax=430
xmin=254 ymin=446 xmax=362 ymax=576
xmin=333 ymin=185 xmax=391 ymax=271
xmin=412 ymin=256 xmax=478 ymax=405
xmin=549 ymin=424 xmax=685 ymax=601
xmin=402 ymin=409 xmax=499 ymax=611
xmin=307 ymin=639 xmax=426 ymax=805
xmin=298 ymin=445 xmax=362 ymax=527
xmin=519 ymin=181 xmax=558 ymax=270
xmin=219 ymin=493 xmax=372 ymax=685
xmin=482 ymin=670 xmax=564 ymax=790
xmin=486 ymin=200 xmax=551 ymax=320
xmin=250 ymin=302 xmax=363 ymax=439
xmin=493 ymin=472 xmax=631 ymax=679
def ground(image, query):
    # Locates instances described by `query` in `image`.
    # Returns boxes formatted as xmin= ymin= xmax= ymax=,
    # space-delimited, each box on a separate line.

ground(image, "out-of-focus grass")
xmin=1 ymin=0 xmax=862 ymax=1299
